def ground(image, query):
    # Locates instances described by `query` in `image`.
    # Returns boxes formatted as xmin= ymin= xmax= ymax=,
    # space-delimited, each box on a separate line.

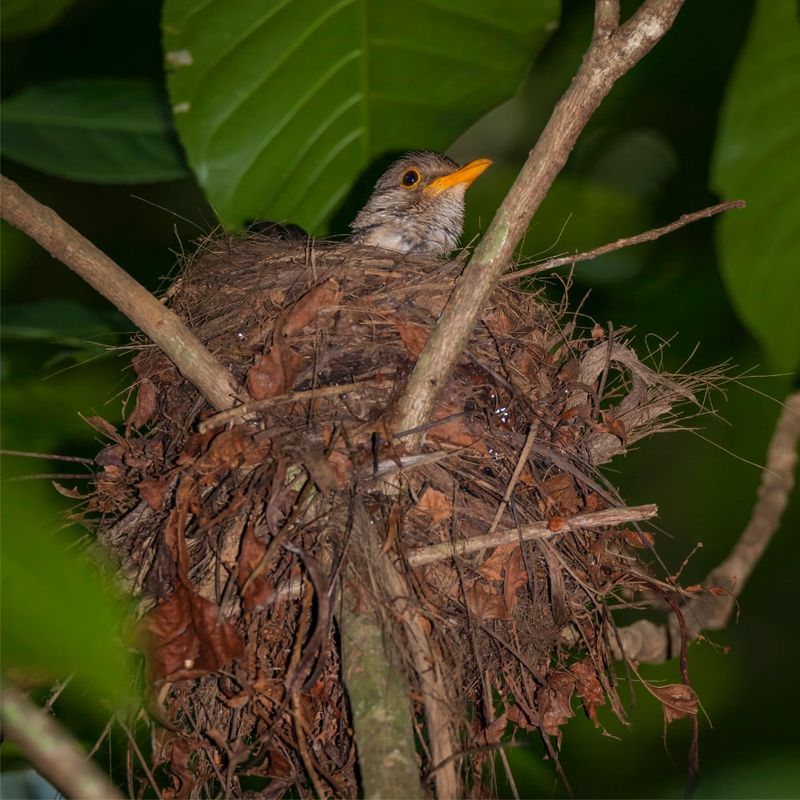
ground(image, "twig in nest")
xmin=198 ymin=378 xmax=389 ymax=433
xmin=615 ymin=390 xmax=800 ymax=663
xmin=0 ymin=175 xmax=238 ymax=412
xmin=407 ymin=504 xmax=658 ymax=567
xmin=502 ymin=200 xmax=746 ymax=282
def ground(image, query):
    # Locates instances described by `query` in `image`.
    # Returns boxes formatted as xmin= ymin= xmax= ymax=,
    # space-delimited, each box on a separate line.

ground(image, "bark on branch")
xmin=616 ymin=390 xmax=800 ymax=663
xmin=395 ymin=0 xmax=686 ymax=441
xmin=0 ymin=176 xmax=238 ymax=412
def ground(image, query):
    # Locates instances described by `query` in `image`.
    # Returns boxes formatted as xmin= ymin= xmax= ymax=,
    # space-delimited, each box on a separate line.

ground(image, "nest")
xmin=90 ymin=234 xmax=703 ymax=797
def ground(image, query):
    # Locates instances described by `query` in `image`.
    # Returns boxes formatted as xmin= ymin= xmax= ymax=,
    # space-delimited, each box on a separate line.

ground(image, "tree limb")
xmin=394 ymin=0 xmax=686 ymax=442
xmin=615 ymin=390 xmax=800 ymax=663
xmin=0 ymin=680 xmax=124 ymax=800
xmin=0 ymin=175 xmax=238 ymax=412
xmin=502 ymin=200 xmax=745 ymax=282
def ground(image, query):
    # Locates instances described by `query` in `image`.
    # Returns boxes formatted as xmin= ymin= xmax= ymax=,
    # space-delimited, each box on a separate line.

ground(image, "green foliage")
xmin=0 ymin=0 xmax=80 ymax=38
xmin=711 ymin=0 xmax=800 ymax=373
xmin=0 ymin=79 xmax=188 ymax=183
xmin=162 ymin=0 xmax=559 ymax=232
xmin=0 ymin=480 xmax=132 ymax=708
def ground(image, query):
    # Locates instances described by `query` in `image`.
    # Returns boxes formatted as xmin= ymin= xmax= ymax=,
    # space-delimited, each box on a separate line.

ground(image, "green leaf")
xmin=0 ymin=462 xmax=132 ymax=707
xmin=1 ymin=0 xmax=80 ymax=38
xmin=711 ymin=0 xmax=800 ymax=373
xmin=1 ymin=300 xmax=122 ymax=345
xmin=0 ymin=79 xmax=189 ymax=184
xmin=162 ymin=0 xmax=560 ymax=232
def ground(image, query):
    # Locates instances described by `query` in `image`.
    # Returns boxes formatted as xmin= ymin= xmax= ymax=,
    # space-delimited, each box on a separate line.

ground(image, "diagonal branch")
xmin=615 ymin=390 xmax=800 ymax=663
xmin=394 ymin=0 xmax=686 ymax=442
xmin=0 ymin=175 xmax=238 ymax=412
xmin=0 ymin=680 xmax=124 ymax=800
xmin=502 ymin=200 xmax=745 ymax=282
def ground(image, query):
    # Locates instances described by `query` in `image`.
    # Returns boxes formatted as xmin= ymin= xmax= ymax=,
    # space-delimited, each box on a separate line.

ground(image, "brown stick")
xmin=407 ymin=504 xmax=658 ymax=567
xmin=0 ymin=681 xmax=124 ymax=800
xmin=502 ymin=200 xmax=746 ymax=282
xmin=0 ymin=176 xmax=238 ymax=412
xmin=198 ymin=379 xmax=389 ymax=433
xmin=615 ymin=391 xmax=800 ymax=663
xmin=394 ymin=0 xmax=686 ymax=443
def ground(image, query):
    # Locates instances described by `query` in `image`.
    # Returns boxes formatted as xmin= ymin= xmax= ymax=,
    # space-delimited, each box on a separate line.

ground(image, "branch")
xmin=502 ymin=200 xmax=746 ymax=282
xmin=0 ymin=681 xmax=124 ymax=800
xmin=0 ymin=176 xmax=238 ymax=412
xmin=615 ymin=390 xmax=800 ymax=663
xmin=394 ymin=0 xmax=686 ymax=442
xmin=408 ymin=504 xmax=658 ymax=567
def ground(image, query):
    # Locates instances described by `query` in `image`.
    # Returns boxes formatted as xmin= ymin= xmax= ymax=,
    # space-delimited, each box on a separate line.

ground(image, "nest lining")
xmin=89 ymin=234 xmax=703 ymax=797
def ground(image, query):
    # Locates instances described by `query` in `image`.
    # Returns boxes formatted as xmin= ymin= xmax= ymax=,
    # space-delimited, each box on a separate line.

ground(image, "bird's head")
xmin=350 ymin=151 xmax=491 ymax=256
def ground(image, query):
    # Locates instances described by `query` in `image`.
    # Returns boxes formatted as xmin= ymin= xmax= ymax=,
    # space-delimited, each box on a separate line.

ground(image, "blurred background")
xmin=2 ymin=0 xmax=798 ymax=796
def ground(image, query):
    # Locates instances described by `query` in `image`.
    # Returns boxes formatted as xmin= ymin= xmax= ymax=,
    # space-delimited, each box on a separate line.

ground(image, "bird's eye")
xmin=401 ymin=169 xmax=420 ymax=188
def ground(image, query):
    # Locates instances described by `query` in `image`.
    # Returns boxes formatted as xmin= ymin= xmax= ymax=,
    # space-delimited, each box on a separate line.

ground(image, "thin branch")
xmin=394 ymin=0 xmax=686 ymax=444
xmin=0 ymin=681 xmax=124 ymax=800
xmin=198 ymin=378 xmax=389 ymax=433
xmin=407 ymin=504 xmax=658 ymax=567
xmin=615 ymin=390 xmax=800 ymax=663
xmin=502 ymin=200 xmax=746 ymax=282
xmin=0 ymin=176 xmax=238 ymax=412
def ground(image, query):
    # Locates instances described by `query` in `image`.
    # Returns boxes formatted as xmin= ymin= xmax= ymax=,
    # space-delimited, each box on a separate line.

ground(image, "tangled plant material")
xmin=90 ymin=234 xmax=710 ymax=797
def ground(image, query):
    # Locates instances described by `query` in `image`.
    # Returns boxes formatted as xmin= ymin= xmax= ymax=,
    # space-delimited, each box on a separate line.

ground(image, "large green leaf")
xmin=1 ymin=0 xmax=80 ymax=38
xmin=0 ymin=79 xmax=189 ymax=183
xmin=711 ymin=0 xmax=800 ymax=372
xmin=162 ymin=0 xmax=559 ymax=232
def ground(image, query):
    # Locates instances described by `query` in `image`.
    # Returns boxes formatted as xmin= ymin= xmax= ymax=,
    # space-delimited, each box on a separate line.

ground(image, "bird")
xmin=350 ymin=151 xmax=491 ymax=256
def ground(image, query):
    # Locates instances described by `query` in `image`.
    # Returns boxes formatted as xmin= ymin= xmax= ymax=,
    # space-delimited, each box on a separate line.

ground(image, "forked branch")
xmin=395 ymin=0 xmax=686 ymax=440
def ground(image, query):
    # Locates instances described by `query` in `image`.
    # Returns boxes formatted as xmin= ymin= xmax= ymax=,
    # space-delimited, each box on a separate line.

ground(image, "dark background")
xmin=2 ymin=1 xmax=798 ymax=796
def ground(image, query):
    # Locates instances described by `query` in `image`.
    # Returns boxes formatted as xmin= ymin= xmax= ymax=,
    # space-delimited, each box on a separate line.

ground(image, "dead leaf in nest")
xmin=591 ymin=323 xmax=605 ymax=339
xmin=127 ymin=377 xmax=157 ymax=429
xmin=395 ymin=320 xmax=429 ymax=359
xmin=467 ymin=581 xmax=510 ymax=621
xmin=596 ymin=411 xmax=627 ymax=443
xmin=618 ymin=529 xmax=655 ymax=549
xmin=477 ymin=544 xmax=514 ymax=582
xmin=417 ymin=487 xmax=452 ymax=524
xmin=193 ymin=427 xmax=265 ymax=474
xmin=382 ymin=502 xmax=401 ymax=554
xmin=542 ymin=472 xmax=581 ymax=514
xmin=140 ymin=582 xmax=244 ymax=683
xmin=238 ymin=525 xmax=274 ymax=609
xmin=51 ymin=481 xmax=89 ymax=499
xmin=569 ymin=659 xmax=605 ymax=726
xmin=650 ymin=682 xmax=698 ymax=724
xmin=137 ymin=475 xmax=172 ymax=511
xmin=547 ymin=516 xmax=567 ymax=532
xmin=503 ymin=550 xmax=530 ymax=614
xmin=85 ymin=415 xmax=123 ymax=442
xmin=327 ymin=449 xmax=353 ymax=490
xmin=540 ymin=672 xmax=576 ymax=736
xmin=281 ymin=278 xmax=340 ymax=337
xmin=247 ymin=345 xmax=304 ymax=401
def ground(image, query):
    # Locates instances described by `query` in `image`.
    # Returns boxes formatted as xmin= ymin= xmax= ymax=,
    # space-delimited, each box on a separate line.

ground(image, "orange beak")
xmin=425 ymin=158 xmax=492 ymax=196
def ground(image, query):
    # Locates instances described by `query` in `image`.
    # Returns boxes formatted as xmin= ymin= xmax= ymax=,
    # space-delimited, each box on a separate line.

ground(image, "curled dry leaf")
xmin=238 ymin=525 xmax=274 ymax=609
xmin=540 ymin=672 xmax=576 ymax=736
xmin=569 ymin=659 xmax=605 ymax=726
xmin=395 ymin=320 xmax=430 ymax=359
xmin=140 ymin=582 xmax=244 ymax=683
xmin=127 ymin=377 xmax=158 ymax=430
xmin=650 ymin=682 xmax=698 ymax=724
xmin=417 ymin=486 xmax=452 ymax=524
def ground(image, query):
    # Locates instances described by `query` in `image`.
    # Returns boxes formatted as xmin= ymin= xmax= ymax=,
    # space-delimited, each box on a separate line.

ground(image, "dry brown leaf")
xmin=238 ymin=525 xmax=274 ymax=610
xmin=127 ymin=377 xmax=158 ymax=429
xmin=137 ymin=476 xmax=171 ymax=511
xmin=140 ymin=582 xmax=244 ymax=683
xmin=281 ymin=279 xmax=340 ymax=336
xmin=650 ymin=682 xmax=698 ymax=724
xmin=503 ymin=550 xmax=529 ymax=613
xmin=417 ymin=487 xmax=452 ymax=524
xmin=395 ymin=321 xmax=429 ymax=359
xmin=540 ymin=672 xmax=576 ymax=736
xmin=246 ymin=345 xmax=304 ymax=401
xmin=570 ymin=659 xmax=605 ymax=726
xmin=467 ymin=581 xmax=509 ymax=622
